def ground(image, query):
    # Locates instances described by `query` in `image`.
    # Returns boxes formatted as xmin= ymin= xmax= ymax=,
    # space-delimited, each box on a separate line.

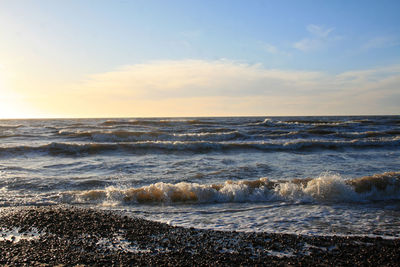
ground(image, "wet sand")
xmin=0 ymin=205 xmax=399 ymax=266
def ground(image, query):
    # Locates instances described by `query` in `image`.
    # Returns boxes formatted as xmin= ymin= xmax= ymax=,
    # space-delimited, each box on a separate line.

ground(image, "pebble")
xmin=0 ymin=205 xmax=399 ymax=266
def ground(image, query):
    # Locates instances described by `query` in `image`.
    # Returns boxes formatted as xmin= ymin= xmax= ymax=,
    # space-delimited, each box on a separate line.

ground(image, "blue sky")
xmin=0 ymin=0 xmax=399 ymax=117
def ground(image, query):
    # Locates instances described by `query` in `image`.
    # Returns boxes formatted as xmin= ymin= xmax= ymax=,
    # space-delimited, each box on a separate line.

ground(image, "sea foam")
xmin=60 ymin=172 xmax=400 ymax=205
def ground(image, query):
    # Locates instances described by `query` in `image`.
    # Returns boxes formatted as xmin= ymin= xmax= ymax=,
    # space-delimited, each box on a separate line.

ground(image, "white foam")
xmin=0 ymin=227 xmax=42 ymax=242
xmin=60 ymin=172 xmax=400 ymax=206
xmin=276 ymin=173 xmax=358 ymax=202
xmin=266 ymin=249 xmax=296 ymax=258
xmin=96 ymin=235 xmax=152 ymax=254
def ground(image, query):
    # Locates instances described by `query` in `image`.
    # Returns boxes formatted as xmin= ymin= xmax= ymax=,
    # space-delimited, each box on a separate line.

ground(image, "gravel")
xmin=0 ymin=205 xmax=399 ymax=266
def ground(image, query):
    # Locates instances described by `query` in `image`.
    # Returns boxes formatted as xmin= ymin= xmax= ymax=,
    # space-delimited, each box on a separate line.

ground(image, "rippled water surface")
xmin=1 ymin=116 xmax=399 ymax=236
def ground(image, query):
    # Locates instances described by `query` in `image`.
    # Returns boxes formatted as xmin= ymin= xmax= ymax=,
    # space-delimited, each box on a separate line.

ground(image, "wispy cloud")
xmin=261 ymin=42 xmax=291 ymax=57
xmin=50 ymin=60 xmax=400 ymax=116
xmin=361 ymin=36 xmax=399 ymax=51
xmin=306 ymin=24 xmax=334 ymax=38
xmin=294 ymin=24 xmax=340 ymax=52
xmin=263 ymin=43 xmax=279 ymax=54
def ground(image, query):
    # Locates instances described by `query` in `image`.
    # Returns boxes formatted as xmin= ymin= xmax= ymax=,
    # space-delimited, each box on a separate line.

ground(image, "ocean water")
xmin=0 ymin=116 xmax=399 ymax=237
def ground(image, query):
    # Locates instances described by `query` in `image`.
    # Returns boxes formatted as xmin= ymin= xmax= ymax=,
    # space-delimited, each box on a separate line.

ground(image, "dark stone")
xmin=0 ymin=205 xmax=399 ymax=266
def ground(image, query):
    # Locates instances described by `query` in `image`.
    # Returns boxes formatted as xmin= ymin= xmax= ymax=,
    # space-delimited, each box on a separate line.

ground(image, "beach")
xmin=2 ymin=0 xmax=399 ymax=264
xmin=1 ymin=205 xmax=399 ymax=266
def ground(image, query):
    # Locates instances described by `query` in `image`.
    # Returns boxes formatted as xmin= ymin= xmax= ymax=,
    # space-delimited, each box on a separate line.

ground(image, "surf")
xmin=59 ymin=172 xmax=400 ymax=205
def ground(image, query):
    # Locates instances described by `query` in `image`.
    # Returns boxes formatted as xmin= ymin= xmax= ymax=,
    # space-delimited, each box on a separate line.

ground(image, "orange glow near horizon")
xmin=0 ymin=60 xmax=399 ymax=119
xmin=0 ymin=2 xmax=399 ymax=119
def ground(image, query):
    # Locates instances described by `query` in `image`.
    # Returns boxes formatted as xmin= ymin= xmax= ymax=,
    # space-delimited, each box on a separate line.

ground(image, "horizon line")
xmin=1 ymin=114 xmax=399 ymax=120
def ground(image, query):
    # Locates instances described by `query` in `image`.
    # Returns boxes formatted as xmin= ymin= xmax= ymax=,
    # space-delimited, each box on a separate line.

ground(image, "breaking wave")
xmin=250 ymin=118 xmax=352 ymax=127
xmin=1 ymin=137 xmax=399 ymax=157
xmin=249 ymin=116 xmax=400 ymax=128
xmin=59 ymin=128 xmax=400 ymax=142
xmin=60 ymin=172 xmax=400 ymax=205
xmin=57 ymin=129 xmax=245 ymax=142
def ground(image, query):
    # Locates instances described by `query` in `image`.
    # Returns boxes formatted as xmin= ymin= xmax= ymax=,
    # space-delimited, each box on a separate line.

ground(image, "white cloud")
xmin=294 ymin=24 xmax=340 ymax=52
xmin=293 ymin=38 xmax=321 ymax=52
xmin=263 ymin=43 xmax=279 ymax=54
xmin=261 ymin=42 xmax=291 ymax=57
xmin=361 ymin=36 xmax=399 ymax=51
xmin=306 ymin=24 xmax=334 ymax=38
xmin=58 ymin=60 xmax=400 ymax=116
xmin=76 ymin=60 xmax=324 ymax=99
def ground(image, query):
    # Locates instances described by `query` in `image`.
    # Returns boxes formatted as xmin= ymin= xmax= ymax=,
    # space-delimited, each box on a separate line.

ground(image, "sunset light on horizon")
xmin=0 ymin=0 xmax=399 ymax=118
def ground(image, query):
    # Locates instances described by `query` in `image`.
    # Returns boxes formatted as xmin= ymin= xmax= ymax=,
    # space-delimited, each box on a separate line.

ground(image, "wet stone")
xmin=0 ymin=205 xmax=399 ymax=266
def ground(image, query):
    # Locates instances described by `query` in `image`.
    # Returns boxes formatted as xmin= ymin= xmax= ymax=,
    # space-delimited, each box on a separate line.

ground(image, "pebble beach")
xmin=2 ymin=0 xmax=399 ymax=264
xmin=1 ymin=205 xmax=399 ymax=266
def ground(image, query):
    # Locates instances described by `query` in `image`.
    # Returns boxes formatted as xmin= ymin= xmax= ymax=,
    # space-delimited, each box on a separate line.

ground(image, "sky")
xmin=0 ymin=0 xmax=399 ymax=118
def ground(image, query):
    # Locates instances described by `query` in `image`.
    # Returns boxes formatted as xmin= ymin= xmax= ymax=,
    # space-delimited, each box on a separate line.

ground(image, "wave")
xmin=100 ymin=119 xmax=214 ymax=127
xmin=250 ymin=117 xmax=400 ymax=128
xmin=249 ymin=128 xmax=400 ymax=139
xmin=389 ymin=118 xmax=400 ymax=124
xmin=249 ymin=118 xmax=356 ymax=128
xmin=58 ymin=129 xmax=164 ymax=141
xmin=302 ymin=129 xmax=336 ymax=135
xmin=0 ymin=134 xmax=36 ymax=139
xmin=1 ymin=137 xmax=399 ymax=156
xmin=161 ymin=119 xmax=215 ymax=125
xmin=0 ymin=143 xmax=120 ymax=156
xmin=57 ymin=127 xmax=400 ymax=143
xmin=249 ymin=118 xmax=273 ymax=126
xmin=283 ymin=119 xmax=344 ymax=125
xmin=336 ymin=130 xmax=400 ymax=138
xmin=285 ymin=129 xmax=400 ymax=139
xmin=100 ymin=120 xmax=167 ymax=126
xmin=59 ymin=172 xmax=400 ymax=205
xmin=57 ymin=129 xmax=245 ymax=142
xmin=0 ymin=124 xmax=23 ymax=129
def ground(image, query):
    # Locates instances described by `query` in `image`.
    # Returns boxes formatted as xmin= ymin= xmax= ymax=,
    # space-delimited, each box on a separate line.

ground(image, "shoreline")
xmin=1 ymin=205 xmax=399 ymax=266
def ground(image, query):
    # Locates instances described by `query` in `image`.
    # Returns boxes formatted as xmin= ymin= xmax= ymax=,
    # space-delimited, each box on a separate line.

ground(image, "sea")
xmin=0 ymin=116 xmax=399 ymax=237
